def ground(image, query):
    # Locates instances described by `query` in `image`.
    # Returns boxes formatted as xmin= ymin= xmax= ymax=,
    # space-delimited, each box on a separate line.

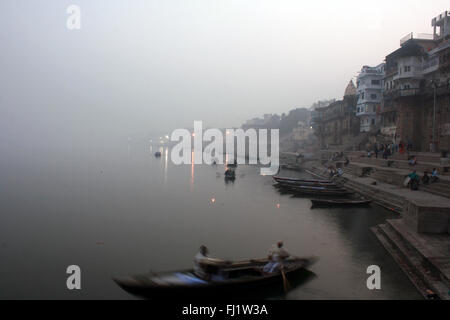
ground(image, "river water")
xmin=0 ymin=138 xmax=421 ymax=299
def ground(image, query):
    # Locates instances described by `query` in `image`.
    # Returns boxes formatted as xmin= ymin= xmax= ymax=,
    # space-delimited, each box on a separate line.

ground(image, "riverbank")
xmin=303 ymin=151 xmax=450 ymax=300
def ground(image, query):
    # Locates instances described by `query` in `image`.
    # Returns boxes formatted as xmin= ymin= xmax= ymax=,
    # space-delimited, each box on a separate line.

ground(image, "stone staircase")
xmin=346 ymin=152 xmax=449 ymax=176
xmin=340 ymin=159 xmax=450 ymax=199
xmin=343 ymin=178 xmax=406 ymax=213
xmin=372 ymin=219 xmax=450 ymax=300
xmin=391 ymin=152 xmax=443 ymax=164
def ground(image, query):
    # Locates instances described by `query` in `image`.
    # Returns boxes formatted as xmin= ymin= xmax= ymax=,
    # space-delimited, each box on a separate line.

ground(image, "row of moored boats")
xmin=272 ymin=175 xmax=371 ymax=207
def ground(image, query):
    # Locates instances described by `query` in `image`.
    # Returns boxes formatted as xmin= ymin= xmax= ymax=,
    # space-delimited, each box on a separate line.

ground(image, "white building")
xmin=356 ymin=64 xmax=385 ymax=132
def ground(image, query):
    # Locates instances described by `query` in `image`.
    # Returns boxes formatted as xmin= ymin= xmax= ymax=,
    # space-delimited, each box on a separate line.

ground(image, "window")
xmin=371 ymin=80 xmax=380 ymax=85
xmin=404 ymin=66 xmax=411 ymax=72
xmin=370 ymin=94 xmax=377 ymax=100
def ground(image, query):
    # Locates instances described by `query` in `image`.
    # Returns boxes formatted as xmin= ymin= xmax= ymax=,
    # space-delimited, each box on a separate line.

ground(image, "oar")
xmin=280 ymin=266 xmax=290 ymax=293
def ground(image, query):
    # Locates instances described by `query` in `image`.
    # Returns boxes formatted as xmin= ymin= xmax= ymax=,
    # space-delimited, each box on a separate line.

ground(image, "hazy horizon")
xmin=1 ymin=0 xmax=449 ymax=140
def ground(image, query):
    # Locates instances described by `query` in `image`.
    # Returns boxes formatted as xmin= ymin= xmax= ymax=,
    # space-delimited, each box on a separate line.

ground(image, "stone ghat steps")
xmin=388 ymin=220 xmax=450 ymax=287
xmin=346 ymin=162 xmax=450 ymax=199
xmin=346 ymin=155 xmax=449 ymax=176
xmin=346 ymin=151 xmax=443 ymax=164
xmin=343 ymin=179 xmax=405 ymax=213
xmin=371 ymin=225 xmax=432 ymax=299
xmin=373 ymin=220 xmax=449 ymax=300
xmin=390 ymin=153 xmax=443 ymax=164
xmin=368 ymin=170 xmax=450 ymax=199
xmin=421 ymin=183 xmax=450 ymax=199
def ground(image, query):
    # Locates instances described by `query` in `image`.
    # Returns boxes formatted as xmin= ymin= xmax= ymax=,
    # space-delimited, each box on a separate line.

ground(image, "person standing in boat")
xmin=263 ymin=241 xmax=290 ymax=273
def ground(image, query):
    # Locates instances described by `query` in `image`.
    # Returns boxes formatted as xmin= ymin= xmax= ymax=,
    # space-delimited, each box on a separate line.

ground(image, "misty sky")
xmin=1 ymin=0 xmax=449 ymax=140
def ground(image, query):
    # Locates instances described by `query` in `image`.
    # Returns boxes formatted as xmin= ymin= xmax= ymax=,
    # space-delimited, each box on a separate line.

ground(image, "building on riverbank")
xmin=356 ymin=64 xmax=385 ymax=133
xmin=379 ymin=11 xmax=450 ymax=152
xmin=311 ymin=81 xmax=359 ymax=149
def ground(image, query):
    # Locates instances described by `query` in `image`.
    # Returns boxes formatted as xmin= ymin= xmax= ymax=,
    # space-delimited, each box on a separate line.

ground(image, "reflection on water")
xmin=191 ymin=150 xmax=195 ymax=190
xmin=164 ymin=148 xmax=169 ymax=184
xmin=0 ymin=141 xmax=422 ymax=299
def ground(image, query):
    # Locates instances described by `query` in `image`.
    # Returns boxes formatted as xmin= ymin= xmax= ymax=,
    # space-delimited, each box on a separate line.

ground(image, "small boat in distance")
xmin=311 ymin=199 xmax=371 ymax=208
xmin=155 ymin=152 xmax=162 ymax=158
xmin=113 ymin=256 xmax=317 ymax=299
xmin=224 ymin=168 xmax=236 ymax=180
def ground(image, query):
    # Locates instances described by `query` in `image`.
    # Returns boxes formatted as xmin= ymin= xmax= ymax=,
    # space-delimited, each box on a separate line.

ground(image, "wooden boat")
xmin=113 ymin=256 xmax=317 ymax=299
xmin=274 ymin=178 xmax=339 ymax=188
xmin=274 ymin=183 xmax=345 ymax=192
xmin=273 ymin=176 xmax=333 ymax=184
xmin=304 ymin=169 xmax=330 ymax=181
xmin=274 ymin=184 xmax=353 ymax=197
xmin=311 ymin=199 xmax=372 ymax=207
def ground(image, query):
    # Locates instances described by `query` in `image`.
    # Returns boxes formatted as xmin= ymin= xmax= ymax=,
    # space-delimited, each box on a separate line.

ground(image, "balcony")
xmin=400 ymin=32 xmax=434 ymax=46
xmin=383 ymin=87 xmax=423 ymax=99
xmin=422 ymin=56 xmax=440 ymax=74
xmin=357 ymin=83 xmax=382 ymax=91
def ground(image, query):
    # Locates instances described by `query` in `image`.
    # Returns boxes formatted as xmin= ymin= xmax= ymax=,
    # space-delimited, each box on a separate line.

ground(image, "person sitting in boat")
xmin=193 ymin=245 xmax=210 ymax=279
xmin=225 ymin=168 xmax=235 ymax=177
xmin=193 ymin=246 xmax=230 ymax=280
xmin=263 ymin=241 xmax=290 ymax=273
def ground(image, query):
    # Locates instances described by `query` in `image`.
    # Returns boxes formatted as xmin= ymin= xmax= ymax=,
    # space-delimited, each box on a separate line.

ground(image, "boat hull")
xmin=311 ymin=199 xmax=372 ymax=207
xmin=113 ymin=257 xmax=317 ymax=299
xmin=273 ymin=176 xmax=333 ymax=184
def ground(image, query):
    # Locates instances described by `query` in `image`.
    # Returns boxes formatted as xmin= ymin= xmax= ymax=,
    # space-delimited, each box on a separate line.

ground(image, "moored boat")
xmin=274 ymin=178 xmax=339 ymax=188
xmin=113 ymin=256 xmax=317 ymax=299
xmin=311 ymin=199 xmax=372 ymax=207
xmin=273 ymin=176 xmax=333 ymax=184
xmin=274 ymin=184 xmax=353 ymax=197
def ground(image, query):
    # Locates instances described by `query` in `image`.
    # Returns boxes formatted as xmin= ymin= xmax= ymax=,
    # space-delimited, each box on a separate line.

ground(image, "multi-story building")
xmin=313 ymin=81 xmax=359 ymax=148
xmin=380 ymin=11 xmax=450 ymax=151
xmin=356 ymin=64 xmax=385 ymax=132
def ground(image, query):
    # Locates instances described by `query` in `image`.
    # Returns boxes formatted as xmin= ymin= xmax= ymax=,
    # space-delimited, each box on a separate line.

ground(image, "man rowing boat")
xmin=263 ymin=241 xmax=290 ymax=273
